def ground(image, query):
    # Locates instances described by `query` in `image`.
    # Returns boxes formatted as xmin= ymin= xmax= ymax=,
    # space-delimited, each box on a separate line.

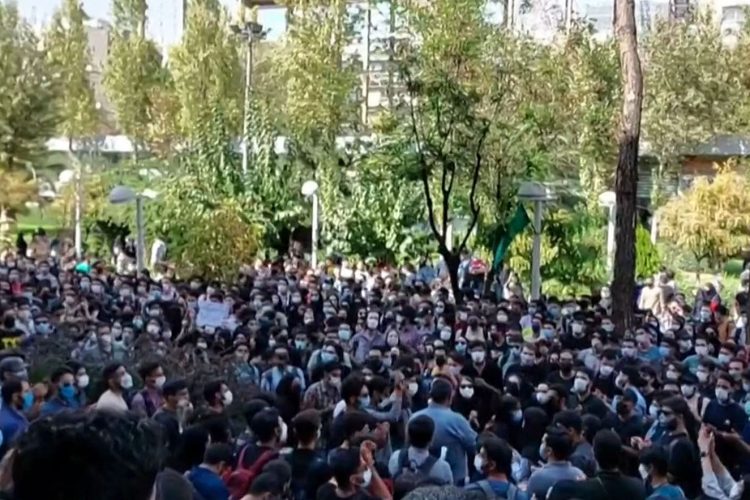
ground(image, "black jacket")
xmin=547 ymin=470 xmax=646 ymax=500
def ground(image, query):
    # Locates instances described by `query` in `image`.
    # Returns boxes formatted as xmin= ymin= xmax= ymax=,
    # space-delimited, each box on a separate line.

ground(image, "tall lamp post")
xmin=598 ymin=190 xmax=616 ymax=276
xmin=518 ymin=181 xmax=556 ymax=300
xmin=230 ymin=19 xmax=265 ymax=177
xmin=301 ymin=180 xmax=319 ymax=269
xmin=108 ymin=186 xmax=158 ymax=271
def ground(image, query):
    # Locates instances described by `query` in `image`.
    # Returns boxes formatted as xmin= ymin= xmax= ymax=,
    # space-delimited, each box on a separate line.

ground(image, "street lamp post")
xmin=301 ymin=180 xmax=319 ymax=269
xmin=109 ymin=186 xmax=158 ymax=271
xmin=518 ymin=182 xmax=556 ymax=300
xmin=230 ymin=20 xmax=265 ymax=177
xmin=598 ymin=191 xmax=616 ymax=276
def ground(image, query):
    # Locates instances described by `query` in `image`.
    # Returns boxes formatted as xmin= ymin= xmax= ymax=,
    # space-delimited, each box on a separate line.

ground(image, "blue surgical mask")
xmin=60 ymin=385 xmax=76 ymax=400
xmin=456 ymin=343 xmax=467 ymax=354
xmin=359 ymin=396 xmax=371 ymax=408
xmin=321 ymin=351 xmax=337 ymax=363
xmin=22 ymin=392 xmax=34 ymax=410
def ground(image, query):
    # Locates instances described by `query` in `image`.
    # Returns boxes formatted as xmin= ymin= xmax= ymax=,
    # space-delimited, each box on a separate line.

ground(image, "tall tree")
xmin=642 ymin=13 xmax=736 ymax=203
xmin=612 ymin=0 xmax=643 ymax=331
xmin=0 ymin=3 xmax=59 ymax=170
xmin=104 ymin=0 xmax=165 ymax=157
xmin=112 ymin=0 xmax=147 ymax=37
xmin=169 ymin=0 xmax=242 ymax=141
xmin=45 ymin=0 xmax=98 ymax=147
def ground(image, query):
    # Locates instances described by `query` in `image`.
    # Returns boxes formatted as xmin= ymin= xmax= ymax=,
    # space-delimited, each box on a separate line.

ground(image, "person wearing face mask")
xmin=554 ymin=410 xmax=598 ymax=479
xmin=320 ymin=445 xmax=391 ymax=500
xmin=571 ymin=369 xmax=611 ymax=421
xmin=131 ymin=361 xmax=166 ymax=418
xmin=465 ymin=436 xmax=529 ymax=499
xmin=505 ymin=342 xmax=546 ymax=387
xmin=303 ymin=362 xmax=342 ymax=411
xmin=350 ymin=311 xmax=386 ymax=365
xmin=704 ymin=372 xmax=746 ymax=435
xmin=67 ymin=361 xmax=89 ymax=408
xmin=41 ymin=366 xmax=81 ymax=416
xmin=546 ymin=350 xmax=576 ymax=391
xmin=233 ymin=342 xmax=260 ymax=386
xmin=0 ymin=379 xmax=30 ymax=456
xmin=451 ymin=376 xmax=478 ymax=425
xmin=261 ymin=346 xmax=306 ymax=393
xmin=561 ymin=312 xmax=590 ymax=351
xmin=527 ymin=428 xmax=586 ymax=499
xmin=462 ymin=341 xmax=503 ymax=389
xmin=638 ymin=446 xmax=687 ymax=499
xmin=154 ymin=379 xmax=192 ymax=456
xmin=682 ymin=334 xmax=719 ymax=374
xmin=678 ymin=373 xmax=707 ymax=423
xmin=612 ymin=366 xmax=647 ymax=417
xmin=486 ymin=395 xmax=524 ymax=452
xmin=95 ymin=363 xmax=132 ymax=413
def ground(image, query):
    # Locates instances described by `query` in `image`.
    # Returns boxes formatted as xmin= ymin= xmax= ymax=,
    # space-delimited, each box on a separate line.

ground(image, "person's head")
xmin=162 ymin=379 xmax=189 ymax=410
xmin=12 ymin=411 xmax=162 ymax=500
xmin=593 ymin=429 xmax=623 ymax=471
xmin=102 ymin=363 xmax=130 ymax=393
xmin=475 ymin=436 xmax=512 ymax=479
xmin=342 ymin=374 xmax=366 ymax=408
xmin=203 ymin=379 xmax=231 ymax=408
xmin=261 ymin=459 xmax=292 ymax=494
xmin=468 ymin=342 xmax=486 ymax=365
xmin=553 ymin=410 xmax=583 ymax=443
xmin=292 ymin=410 xmax=321 ymax=447
xmin=540 ymin=427 xmax=573 ymax=462
xmin=429 ymin=378 xmax=453 ymax=406
xmin=407 ymin=415 xmax=435 ymax=450
xmin=0 ymin=356 xmax=28 ymax=383
xmin=1 ymin=379 xmax=29 ymax=410
xmin=572 ymin=369 xmax=592 ymax=395
xmin=581 ymin=414 xmax=602 ymax=444
xmin=245 ymin=472 xmax=283 ymax=500
xmin=138 ymin=361 xmax=165 ymax=390
xmin=250 ymin=408 xmax=283 ymax=446
xmin=243 ymin=399 xmax=271 ymax=429
xmin=341 ymin=411 xmax=373 ymax=444
xmin=639 ymin=445 xmax=669 ymax=483
xmin=202 ymin=443 xmax=234 ymax=476
xmin=328 ymin=448 xmax=368 ymax=491
xmin=50 ymin=366 xmax=75 ymax=400
xmin=716 ymin=372 xmax=734 ymax=404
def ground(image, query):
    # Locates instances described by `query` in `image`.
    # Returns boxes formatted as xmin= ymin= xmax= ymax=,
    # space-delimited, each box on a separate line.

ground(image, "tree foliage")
xmin=105 ymin=0 xmax=165 ymax=155
xmin=660 ymin=166 xmax=750 ymax=270
xmin=0 ymin=3 xmax=59 ymax=170
xmin=169 ymin=0 xmax=243 ymax=140
xmin=44 ymin=0 xmax=98 ymax=142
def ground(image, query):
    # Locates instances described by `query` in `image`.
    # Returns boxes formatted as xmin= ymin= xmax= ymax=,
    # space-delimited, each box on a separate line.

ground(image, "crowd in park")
xmin=1 ymin=233 xmax=750 ymax=500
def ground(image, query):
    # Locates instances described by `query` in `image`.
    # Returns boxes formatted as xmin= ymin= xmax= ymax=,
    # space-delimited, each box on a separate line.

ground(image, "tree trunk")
xmin=442 ymin=252 xmax=462 ymax=304
xmin=612 ymin=0 xmax=643 ymax=332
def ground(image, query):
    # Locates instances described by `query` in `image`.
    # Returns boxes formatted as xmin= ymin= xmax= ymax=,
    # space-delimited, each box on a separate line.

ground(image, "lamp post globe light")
xmin=301 ymin=180 xmax=319 ymax=269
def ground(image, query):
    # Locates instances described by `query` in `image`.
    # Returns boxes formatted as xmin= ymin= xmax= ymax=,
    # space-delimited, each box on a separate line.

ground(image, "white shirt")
xmin=96 ymin=390 xmax=129 ymax=412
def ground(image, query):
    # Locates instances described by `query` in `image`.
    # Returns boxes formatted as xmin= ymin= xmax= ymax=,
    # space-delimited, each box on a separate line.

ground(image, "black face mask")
xmin=560 ymin=363 xmax=573 ymax=374
xmin=368 ymin=359 xmax=383 ymax=371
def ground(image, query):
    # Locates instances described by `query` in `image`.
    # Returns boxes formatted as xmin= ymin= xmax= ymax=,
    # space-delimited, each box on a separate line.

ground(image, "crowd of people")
xmin=1 ymin=240 xmax=750 ymax=500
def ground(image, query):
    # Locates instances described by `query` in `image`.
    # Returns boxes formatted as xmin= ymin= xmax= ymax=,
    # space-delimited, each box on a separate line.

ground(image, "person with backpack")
xmin=187 ymin=443 xmax=233 ymax=500
xmin=465 ymin=436 xmax=528 ymax=499
xmin=388 ymin=415 xmax=453 ymax=486
xmin=225 ymin=408 xmax=284 ymax=499
xmin=283 ymin=409 xmax=330 ymax=500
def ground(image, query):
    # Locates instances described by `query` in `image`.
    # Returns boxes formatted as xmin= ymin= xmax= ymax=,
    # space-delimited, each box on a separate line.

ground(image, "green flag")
xmin=493 ymin=204 xmax=530 ymax=270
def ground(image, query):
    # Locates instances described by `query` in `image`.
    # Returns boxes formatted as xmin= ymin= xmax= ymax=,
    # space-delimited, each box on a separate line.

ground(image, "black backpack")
xmin=393 ymin=449 xmax=439 ymax=484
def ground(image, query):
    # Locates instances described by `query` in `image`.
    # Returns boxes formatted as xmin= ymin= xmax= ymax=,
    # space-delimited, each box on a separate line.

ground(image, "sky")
xmin=17 ymin=0 xmax=287 ymax=49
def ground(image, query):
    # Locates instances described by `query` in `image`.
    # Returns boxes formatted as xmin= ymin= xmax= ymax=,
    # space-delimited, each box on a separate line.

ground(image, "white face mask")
xmin=440 ymin=329 xmax=452 ymax=341
xmin=460 ymin=387 xmax=475 ymax=399
xmin=361 ymin=468 xmax=372 ymax=488
xmin=407 ymin=382 xmax=419 ymax=396
xmin=697 ymin=371 xmax=709 ymax=383
xmin=536 ymin=392 xmax=551 ymax=404
xmin=599 ymin=365 xmax=614 ymax=376
xmin=471 ymin=351 xmax=486 ymax=364
xmin=473 ymin=455 xmax=485 ymax=473
xmin=573 ymin=378 xmax=588 ymax=393
xmin=155 ymin=376 xmax=166 ymax=388
xmin=77 ymin=374 xmax=89 ymax=389
xmin=716 ymin=387 xmax=730 ymax=402
xmin=695 ymin=346 xmax=709 ymax=356
xmin=222 ymin=390 xmax=233 ymax=406
xmin=279 ymin=419 xmax=288 ymax=444
xmin=366 ymin=319 xmax=379 ymax=330
xmin=638 ymin=464 xmax=649 ymax=480
xmin=120 ymin=373 xmax=133 ymax=390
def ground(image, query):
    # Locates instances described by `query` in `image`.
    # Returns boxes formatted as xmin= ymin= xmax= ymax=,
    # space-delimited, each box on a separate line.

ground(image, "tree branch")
xmin=458 ymin=124 xmax=489 ymax=253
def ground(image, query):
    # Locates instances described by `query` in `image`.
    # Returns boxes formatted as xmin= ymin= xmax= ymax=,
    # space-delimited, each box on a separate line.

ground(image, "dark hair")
xmin=102 ymin=363 xmax=123 ymax=382
xmin=250 ymin=408 xmax=281 ymax=443
xmin=292 ymin=409 xmax=321 ymax=445
xmin=483 ymin=436 xmax=513 ymax=477
xmin=581 ymin=414 xmax=602 ymax=444
xmin=50 ymin=366 xmax=74 ymax=384
xmin=167 ymin=425 xmax=209 ymax=473
xmin=248 ymin=472 xmax=283 ymax=496
xmin=544 ymin=427 xmax=573 ymax=460
xmin=342 ymin=411 xmax=372 ymax=441
xmin=12 ymin=411 xmax=163 ymax=500
xmin=366 ymin=375 xmax=389 ymax=395
xmin=262 ymin=459 xmax=292 ymax=486
xmin=328 ymin=448 xmax=361 ymax=488
xmin=162 ymin=379 xmax=188 ymax=398
xmin=341 ymin=374 xmax=365 ymax=405
xmin=203 ymin=443 xmax=233 ymax=466
xmin=430 ymin=378 xmax=453 ymax=405
xmin=202 ymin=380 xmax=224 ymax=405
xmin=1 ymin=380 xmax=21 ymax=405
xmin=138 ymin=361 xmax=161 ymax=381
xmin=243 ymin=399 xmax=270 ymax=427
xmin=639 ymin=446 xmax=669 ymax=476
xmin=553 ymin=410 xmax=582 ymax=433
xmin=408 ymin=415 xmax=435 ymax=449
xmin=593 ymin=429 xmax=622 ymax=470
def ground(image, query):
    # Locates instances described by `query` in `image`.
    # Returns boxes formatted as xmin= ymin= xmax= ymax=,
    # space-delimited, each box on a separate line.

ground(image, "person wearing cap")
xmin=410 ymin=378 xmax=477 ymax=485
xmin=0 ymin=356 xmax=28 ymax=387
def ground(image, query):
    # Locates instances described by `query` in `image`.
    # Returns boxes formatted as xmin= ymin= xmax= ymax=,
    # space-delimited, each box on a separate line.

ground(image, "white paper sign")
xmin=196 ymin=301 xmax=230 ymax=328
